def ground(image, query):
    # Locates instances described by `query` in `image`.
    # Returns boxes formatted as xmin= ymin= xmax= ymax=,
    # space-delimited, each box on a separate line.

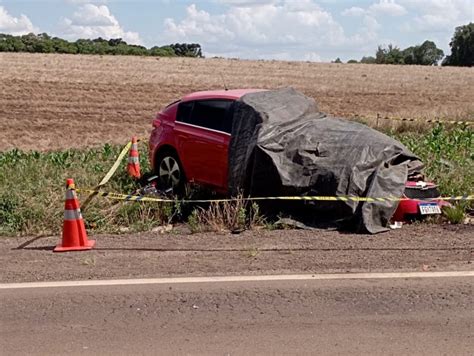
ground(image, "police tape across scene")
xmin=75 ymin=188 xmax=474 ymax=204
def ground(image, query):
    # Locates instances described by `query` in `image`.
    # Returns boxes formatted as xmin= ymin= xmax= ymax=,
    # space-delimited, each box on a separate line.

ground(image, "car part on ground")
xmin=392 ymin=181 xmax=447 ymax=221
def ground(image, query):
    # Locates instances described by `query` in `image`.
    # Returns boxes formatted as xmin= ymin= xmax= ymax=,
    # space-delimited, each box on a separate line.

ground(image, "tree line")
xmin=1 ymin=23 xmax=472 ymax=66
xmin=339 ymin=23 xmax=473 ymax=67
xmin=0 ymin=33 xmax=203 ymax=58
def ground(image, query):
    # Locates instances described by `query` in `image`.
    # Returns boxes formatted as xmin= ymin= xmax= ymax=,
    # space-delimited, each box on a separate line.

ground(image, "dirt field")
xmin=1 ymin=53 xmax=473 ymax=151
xmin=1 ymin=224 xmax=472 ymax=283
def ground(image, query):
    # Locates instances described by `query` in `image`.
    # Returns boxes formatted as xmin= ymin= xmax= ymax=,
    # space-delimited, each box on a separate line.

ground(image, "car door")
xmin=174 ymin=99 xmax=234 ymax=191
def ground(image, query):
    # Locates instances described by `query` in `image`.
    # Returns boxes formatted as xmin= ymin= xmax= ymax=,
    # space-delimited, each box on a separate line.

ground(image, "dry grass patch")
xmin=187 ymin=198 xmax=263 ymax=234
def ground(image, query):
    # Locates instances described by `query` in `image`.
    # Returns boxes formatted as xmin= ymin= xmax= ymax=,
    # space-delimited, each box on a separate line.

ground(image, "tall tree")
xmin=403 ymin=40 xmax=444 ymax=65
xmin=376 ymin=44 xmax=404 ymax=64
xmin=443 ymin=23 xmax=474 ymax=67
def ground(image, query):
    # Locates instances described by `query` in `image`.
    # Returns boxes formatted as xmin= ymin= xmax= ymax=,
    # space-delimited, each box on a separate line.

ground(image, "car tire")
xmin=155 ymin=150 xmax=186 ymax=195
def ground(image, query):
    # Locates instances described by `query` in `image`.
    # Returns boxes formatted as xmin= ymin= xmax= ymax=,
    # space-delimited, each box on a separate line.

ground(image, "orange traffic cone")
xmin=127 ymin=136 xmax=141 ymax=179
xmin=54 ymin=179 xmax=95 ymax=252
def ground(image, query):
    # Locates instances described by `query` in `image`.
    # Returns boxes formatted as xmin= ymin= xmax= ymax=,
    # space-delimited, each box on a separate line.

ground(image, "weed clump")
xmin=187 ymin=199 xmax=263 ymax=233
xmin=442 ymin=205 xmax=466 ymax=224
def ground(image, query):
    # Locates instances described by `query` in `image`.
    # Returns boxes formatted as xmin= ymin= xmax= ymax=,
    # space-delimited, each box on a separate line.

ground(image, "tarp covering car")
xmin=228 ymin=88 xmax=424 ymax=233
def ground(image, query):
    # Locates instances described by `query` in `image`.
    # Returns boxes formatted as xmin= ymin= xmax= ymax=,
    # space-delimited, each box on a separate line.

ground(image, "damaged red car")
xmin=149 ymin=89 xmax=445 ymax=229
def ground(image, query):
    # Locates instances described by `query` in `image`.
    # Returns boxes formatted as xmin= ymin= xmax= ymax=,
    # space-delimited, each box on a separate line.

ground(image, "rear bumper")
xmin=392 ymin=198 xmax=448 ymax=221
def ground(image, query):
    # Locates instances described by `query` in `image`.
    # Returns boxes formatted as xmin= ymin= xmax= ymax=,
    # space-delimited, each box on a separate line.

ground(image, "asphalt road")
xmin=1 ymin=274 xmax=473 ymax=355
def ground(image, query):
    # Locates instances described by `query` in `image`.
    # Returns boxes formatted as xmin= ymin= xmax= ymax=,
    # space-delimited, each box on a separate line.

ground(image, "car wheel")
xmin=155 ymin=151 xmax=185 ymax=194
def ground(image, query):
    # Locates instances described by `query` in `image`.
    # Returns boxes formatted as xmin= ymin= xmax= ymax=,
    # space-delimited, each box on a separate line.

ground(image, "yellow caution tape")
xmin=383 ymin=116 xmax=472 ymax=125
xmin=81 ymin=138 xmax=149 ymax=210
xmin=360 ymin=115 xmax=473 ymax=126
xmin=81 ymin=141 xmax=133 ymax=210
xmin=76 ymin=188 xmax=474 ymax=204
xmin=97 ymin=137 xmax=147 ymax=187
xmin=101 ymin=142 xmax=133 ymax=186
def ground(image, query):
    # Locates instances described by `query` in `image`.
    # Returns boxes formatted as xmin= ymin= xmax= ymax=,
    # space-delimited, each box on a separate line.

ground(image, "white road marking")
xmin=1 ymin=271 xmax=473 ymax=290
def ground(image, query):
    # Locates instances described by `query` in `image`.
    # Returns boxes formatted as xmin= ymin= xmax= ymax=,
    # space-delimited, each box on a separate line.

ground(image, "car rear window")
xmin=177 ymin=99 xmax=234 ymax=133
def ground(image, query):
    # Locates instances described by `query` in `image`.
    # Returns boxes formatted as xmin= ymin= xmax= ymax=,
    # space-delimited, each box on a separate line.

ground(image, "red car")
xmin=149 ymin=89 xmax=444 ymax=222
xmin=149 ymin=89 xmax=265 ymax=194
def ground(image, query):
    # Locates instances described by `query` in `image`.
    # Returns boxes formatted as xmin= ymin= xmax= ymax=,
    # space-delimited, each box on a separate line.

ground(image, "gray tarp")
xmin=228 ymin=88 xmax=424 ymax=233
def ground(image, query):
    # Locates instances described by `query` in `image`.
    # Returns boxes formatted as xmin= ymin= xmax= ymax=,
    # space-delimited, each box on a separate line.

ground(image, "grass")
xmin=0 ymin=124 xmax=472 ymax=236
xmin=187 ymin=199 xmax=263 ymax=233
xmin=0 ymin=141 xmax=172 ymax=236
xmin=442 ymin=205 xmax=466 ymax=224
xmin=391 ymin=124 xmax=473 ymax=197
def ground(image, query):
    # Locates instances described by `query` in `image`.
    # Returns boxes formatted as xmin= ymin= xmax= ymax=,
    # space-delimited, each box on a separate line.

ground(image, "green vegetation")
xmin=360 ymin=56 xmax=376 ymax=64
xmin=0 ymin=125 xmax=472 ymax=236
xmin=442 ymin=23 xmax=474 ymax=67
xmin=442 ymin=205 xmax=466 ymax=224
xmin=356 ymin=23 xmax=473 ymax=66
xmin=0 ymin=33 xmax=203 ymax=57
xmin=0 ymin=143 xmax=172 ymax=236
xmin=391 ymin=124 xmax=473 ymax=197
xmin=374 ymin=41 xmax=444 ymax=65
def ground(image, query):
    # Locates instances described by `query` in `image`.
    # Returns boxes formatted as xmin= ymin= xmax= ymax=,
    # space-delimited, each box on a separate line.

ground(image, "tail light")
xmin=152 ymin=117 xmax=162 ymax=128
xmin=153 ymin=112 xmax=166 ymax=128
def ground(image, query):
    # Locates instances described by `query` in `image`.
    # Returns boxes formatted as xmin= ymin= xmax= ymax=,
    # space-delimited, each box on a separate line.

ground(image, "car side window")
xmin=178 ymin=100 xmax=233 ymax=133
xmin=176 ymin=101 xmax=194 ymax=124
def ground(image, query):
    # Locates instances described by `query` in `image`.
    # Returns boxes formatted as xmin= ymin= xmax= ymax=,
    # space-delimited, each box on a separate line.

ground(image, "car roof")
xmin=181 ymin=89 xmax=267 ymax=102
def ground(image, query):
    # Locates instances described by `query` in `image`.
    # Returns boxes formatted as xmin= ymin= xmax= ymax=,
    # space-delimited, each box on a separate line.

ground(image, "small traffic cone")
xmin=127 ymin=136 xmax=141 ymax=179
xmin=54 ymin=179 xmax=95 ymax=252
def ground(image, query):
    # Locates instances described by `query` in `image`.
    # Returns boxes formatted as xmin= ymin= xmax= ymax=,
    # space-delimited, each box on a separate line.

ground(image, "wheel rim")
xmin=159 ymin=156 xmax=181 ymax=188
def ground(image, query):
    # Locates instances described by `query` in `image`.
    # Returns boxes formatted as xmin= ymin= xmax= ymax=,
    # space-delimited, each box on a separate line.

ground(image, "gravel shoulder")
xmin=1 ymin=224 xmax=472 ymax=283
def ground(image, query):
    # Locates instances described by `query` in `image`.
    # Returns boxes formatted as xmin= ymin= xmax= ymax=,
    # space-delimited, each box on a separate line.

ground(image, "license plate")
xmin=419 ymin=203 xmax=441 ymax=215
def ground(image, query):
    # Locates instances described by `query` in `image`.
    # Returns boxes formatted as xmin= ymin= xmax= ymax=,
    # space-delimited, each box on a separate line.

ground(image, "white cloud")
xmin=0 ymin=6 xmax=38 ymax=35
xmin=163 ymin=1 xmax=379 ymax=61
xmin=217 ymin=0 xmax=278 ymax=6
xmin=340 ymin=0 xmax=405 ymax=50
xmin=302 ymin=52 xmax=322 ymax=62
xmin=363 ymin=15 xmax=381 ymax=32
xmin=369 ymin=0 xmax=407 ymax=16
xmin=399 ymin=0 xmax=473 ymax=32
xmin=342 ymin=1 xmax=406 ymax=18
xmin=59 ymin=4 xmax=141 ymax=44
xmin=342 ymin=7 xmax=366 ymax=17
xmin=66 ymin=0 xmax=108 ymax=4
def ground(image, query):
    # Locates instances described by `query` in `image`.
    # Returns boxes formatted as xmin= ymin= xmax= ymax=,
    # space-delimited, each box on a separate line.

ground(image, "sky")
xmin=0 ymin=0 xmax=472 ymax=62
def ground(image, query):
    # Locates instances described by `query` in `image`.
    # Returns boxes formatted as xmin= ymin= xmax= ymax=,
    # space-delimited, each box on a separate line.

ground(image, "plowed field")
xmin=1 ymin=53 xmax=473 ymax=151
